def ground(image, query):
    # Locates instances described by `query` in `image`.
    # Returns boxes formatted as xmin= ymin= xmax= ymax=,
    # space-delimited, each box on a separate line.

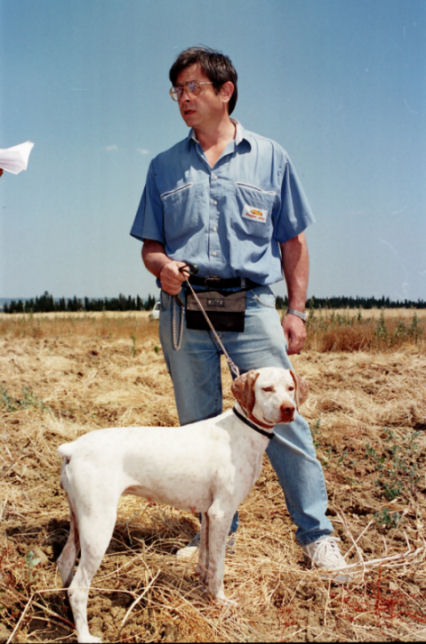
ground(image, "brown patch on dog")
xmin=231 ymin=370 xmax=260 ymax=414
xmin=290 ymin=370 xmax=309 ymax=410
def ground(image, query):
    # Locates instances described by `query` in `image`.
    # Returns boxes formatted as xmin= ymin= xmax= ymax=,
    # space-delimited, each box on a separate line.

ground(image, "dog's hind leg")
xmin=196 ymin=512 xmax=209 ymax=584
xmin=67 ymin=507 xmax=118 ymax=643
xmin=57 ymin=501 xmax=80 ymax=587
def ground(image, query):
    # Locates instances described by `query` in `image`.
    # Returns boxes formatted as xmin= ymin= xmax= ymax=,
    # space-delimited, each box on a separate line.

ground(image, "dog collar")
xmin=232 ymin=406 xmax=274 ymax=440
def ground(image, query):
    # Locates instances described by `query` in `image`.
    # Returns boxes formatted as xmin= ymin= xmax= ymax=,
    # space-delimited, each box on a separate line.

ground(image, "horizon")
xmin=1 ymin=292 xmax=425 ymax=310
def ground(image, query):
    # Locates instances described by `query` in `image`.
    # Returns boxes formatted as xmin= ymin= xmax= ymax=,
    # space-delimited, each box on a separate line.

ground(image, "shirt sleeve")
xmin=130 ymin=161 xmax=164 ymax=243
xmin=273 ymin=156 xmax=316 ymax=242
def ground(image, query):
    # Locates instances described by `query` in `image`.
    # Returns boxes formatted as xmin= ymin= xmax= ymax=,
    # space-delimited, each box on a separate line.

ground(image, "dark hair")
xmin=169 ymin=46 xmax=238 ymax=115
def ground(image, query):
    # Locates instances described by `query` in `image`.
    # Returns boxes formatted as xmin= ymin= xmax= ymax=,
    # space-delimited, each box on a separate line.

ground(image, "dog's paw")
xmin=213 ymin=592 xmax=237 ymax=607
xmin=77 ymin=635 xmax=102 ymax=643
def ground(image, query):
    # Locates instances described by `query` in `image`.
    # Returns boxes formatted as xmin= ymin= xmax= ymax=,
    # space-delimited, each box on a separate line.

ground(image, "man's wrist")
xmin=158 ymin=257 xmax=175 ymax=276
xmin=286 ymin=307 xmax=307 ymax=322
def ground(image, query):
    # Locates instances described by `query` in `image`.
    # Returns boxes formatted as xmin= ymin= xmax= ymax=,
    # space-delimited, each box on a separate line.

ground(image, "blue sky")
xmin=1 ymin=0 xmax=425 ymax=302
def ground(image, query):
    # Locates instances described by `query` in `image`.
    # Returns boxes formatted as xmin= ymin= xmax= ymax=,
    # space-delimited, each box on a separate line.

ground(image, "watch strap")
xmin=287 ymin=307 xmax=307 ymax=322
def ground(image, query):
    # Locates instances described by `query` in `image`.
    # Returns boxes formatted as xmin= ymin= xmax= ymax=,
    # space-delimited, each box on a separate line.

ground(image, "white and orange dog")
xmin=57 ymin=367 xmax=308 ymax=643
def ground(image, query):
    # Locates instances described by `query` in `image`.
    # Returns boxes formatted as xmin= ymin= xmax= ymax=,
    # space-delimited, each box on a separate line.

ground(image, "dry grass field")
xmin=1 ymin=309 xmax=425 ymax=642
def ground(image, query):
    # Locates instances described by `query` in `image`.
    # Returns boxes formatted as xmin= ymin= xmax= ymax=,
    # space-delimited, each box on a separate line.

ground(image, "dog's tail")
xmin=58 ymin=443 xmax=74 ymax=460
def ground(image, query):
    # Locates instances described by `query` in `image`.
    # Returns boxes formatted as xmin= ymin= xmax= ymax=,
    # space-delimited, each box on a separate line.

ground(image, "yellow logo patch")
xmin=242 ymin=204 xmax=267 ymax=223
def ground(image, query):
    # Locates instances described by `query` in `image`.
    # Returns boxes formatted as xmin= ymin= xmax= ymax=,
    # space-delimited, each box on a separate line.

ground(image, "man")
xmin=130 ymin=47 xmax=349 ymax=578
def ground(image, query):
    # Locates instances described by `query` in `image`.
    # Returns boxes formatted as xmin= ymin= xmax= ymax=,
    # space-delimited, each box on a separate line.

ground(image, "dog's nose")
xmin=280 ymin=403 xmax=295 ymax=422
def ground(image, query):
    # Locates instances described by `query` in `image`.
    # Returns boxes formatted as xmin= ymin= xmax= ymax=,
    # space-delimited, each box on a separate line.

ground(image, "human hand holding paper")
xmin=0 ymin=141 xmax=34 ymax=175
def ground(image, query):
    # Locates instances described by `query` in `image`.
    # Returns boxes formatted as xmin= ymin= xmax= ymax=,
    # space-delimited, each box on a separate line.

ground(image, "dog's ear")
xmin=232 ymin=370 xmax=259 ymax=413
xmin=290 ymin=370 xmax=309 ymax=410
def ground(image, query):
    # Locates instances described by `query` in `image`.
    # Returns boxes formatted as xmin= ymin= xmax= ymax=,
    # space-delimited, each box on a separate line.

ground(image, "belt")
xmin=188 ymin=275 xmax=260 ymax=290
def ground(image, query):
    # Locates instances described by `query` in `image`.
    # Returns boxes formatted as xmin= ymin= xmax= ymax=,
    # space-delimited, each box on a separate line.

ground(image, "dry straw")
xmin=1 ymin=310 xmax=425 ymax=641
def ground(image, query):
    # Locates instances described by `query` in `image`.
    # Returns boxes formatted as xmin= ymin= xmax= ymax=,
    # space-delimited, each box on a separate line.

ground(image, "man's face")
xmin=175 ymin=63 xmax=225 ymax=129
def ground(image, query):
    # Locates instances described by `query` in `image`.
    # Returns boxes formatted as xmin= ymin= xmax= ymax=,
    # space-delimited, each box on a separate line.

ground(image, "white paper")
xmin=0 ymin=141 xmax=35 ymax=174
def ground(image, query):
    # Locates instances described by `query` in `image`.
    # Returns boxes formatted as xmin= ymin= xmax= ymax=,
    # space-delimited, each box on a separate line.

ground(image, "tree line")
xmin=2 ymin=291 xmax=424 ymax=314
xmin=2 ymin=292 xmax=157 ymax=314
xmin=291 ymin=295 xmax=425 ymax=310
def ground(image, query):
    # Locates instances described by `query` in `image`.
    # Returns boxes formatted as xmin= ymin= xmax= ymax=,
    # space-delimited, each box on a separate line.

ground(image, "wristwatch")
xmin=287 ymin=307 xmax=307 ymax=322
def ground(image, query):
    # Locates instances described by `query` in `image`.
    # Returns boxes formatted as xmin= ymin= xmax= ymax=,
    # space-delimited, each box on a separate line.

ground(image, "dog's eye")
xmin=288 ymin=385 xmax=295 ymax=391
xmin=262 ymin=386 xmax=275 ymax=393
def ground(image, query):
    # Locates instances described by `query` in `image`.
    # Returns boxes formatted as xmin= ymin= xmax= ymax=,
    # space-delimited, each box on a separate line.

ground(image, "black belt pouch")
xmin=186 ymin=290 xmax=246 ymax=332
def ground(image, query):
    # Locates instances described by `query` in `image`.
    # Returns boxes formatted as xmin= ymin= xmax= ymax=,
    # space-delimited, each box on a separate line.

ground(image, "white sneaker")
xmin=303 ymin=536 xmax=351 ymax=582
xmin=176 ymin=532 xmax=236 ymax=560
xmin=176 ymin=544 xmax=199 ymax=560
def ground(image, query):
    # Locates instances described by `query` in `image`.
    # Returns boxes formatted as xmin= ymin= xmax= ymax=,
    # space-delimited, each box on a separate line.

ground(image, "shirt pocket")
xmin=233 ymin=182 xmax=277 ymax=239
xmin=160 ymin=182 xmax=208 ymax=245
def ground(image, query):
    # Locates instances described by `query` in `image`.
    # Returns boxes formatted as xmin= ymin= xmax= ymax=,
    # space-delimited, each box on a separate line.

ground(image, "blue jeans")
xmin=159 ymin=285 xmax=333 ymax=546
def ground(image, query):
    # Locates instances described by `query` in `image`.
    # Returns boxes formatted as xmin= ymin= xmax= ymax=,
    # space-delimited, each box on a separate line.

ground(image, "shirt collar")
xmin=189 ymin=120 xmax=252 ymax=150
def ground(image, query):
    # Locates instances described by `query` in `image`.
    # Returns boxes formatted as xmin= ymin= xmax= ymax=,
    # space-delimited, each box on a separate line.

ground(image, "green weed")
xmin=0 ymin=386 xmax=49 ymax=412
xmin=374 ymin=507 xmax=402 ymax=529
xmin=365 ymin=430 xmax=421 ymax=504
xmin=130 ymin=333 xmax=137 ymax=357
xmin=1 ymin=387 xmax=17 ymax=411
xmin=25 ymin=551 xmax=41 ymax=582
xmin=374 ymin=311 xmax=388 ymax=344
xmin=311 ymin=418 xmax=321 ymax=449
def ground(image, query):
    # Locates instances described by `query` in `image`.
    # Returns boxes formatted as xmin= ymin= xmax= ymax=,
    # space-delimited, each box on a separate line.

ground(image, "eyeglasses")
xmin=169 ymin=80 xmax=214 ymax=101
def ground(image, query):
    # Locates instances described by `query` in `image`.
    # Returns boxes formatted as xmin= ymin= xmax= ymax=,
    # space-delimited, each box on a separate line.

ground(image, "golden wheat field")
xmin=1 ymin=309 xmax=425 ymax=643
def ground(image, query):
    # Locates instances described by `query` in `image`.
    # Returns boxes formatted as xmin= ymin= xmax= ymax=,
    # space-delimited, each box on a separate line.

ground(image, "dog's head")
xmin=232 ymin=367 xmax=308 ymax=426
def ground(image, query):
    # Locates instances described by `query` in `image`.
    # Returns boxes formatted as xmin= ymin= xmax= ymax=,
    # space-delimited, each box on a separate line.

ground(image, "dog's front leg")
xmin=206 ymin=505 xmax=236 ymax=605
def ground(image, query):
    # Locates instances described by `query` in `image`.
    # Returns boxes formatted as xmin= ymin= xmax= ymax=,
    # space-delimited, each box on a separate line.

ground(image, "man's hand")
xmin=282 ymin=313 xmax=307 ymax=355
xmin=280 ymin=233 xmax=309 ymax=354
xmin=159 ymin=260 xmax=190 ymax=295
xmin=142 ymin=240 xmax=191 ymax=295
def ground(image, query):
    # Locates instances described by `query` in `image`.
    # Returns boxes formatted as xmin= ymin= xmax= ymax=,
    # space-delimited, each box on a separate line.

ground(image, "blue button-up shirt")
xmin=130 ymin=122 xmax=315 ymax=285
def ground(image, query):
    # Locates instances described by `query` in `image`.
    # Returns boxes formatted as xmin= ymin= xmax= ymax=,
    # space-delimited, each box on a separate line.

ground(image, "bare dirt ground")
xmin=1 ymin=310 xmax=425 ymax=642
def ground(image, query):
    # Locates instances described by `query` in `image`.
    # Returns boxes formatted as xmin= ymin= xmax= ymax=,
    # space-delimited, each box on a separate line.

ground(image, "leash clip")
xmin=179 ymin=262 xmax=198 ymax=277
